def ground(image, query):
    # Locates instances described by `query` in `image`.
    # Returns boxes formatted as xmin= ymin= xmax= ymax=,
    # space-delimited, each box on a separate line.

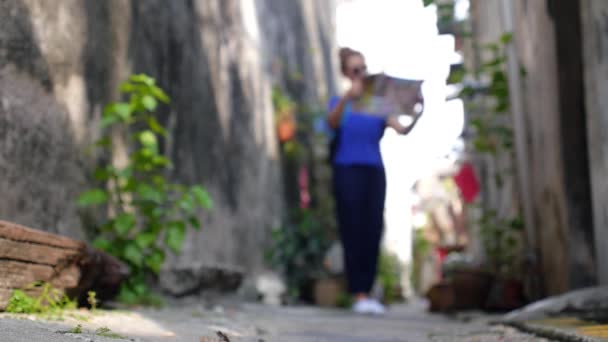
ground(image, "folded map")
xmin=352 ymin=73 xmax=424 ymax=117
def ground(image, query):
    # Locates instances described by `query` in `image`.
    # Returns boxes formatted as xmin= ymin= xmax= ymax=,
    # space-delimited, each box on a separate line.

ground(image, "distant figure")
xmin=327 ymin=47 xmax=422 ymax=315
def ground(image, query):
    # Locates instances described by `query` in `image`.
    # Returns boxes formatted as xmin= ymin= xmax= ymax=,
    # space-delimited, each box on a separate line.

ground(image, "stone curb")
xmin=499 ymin=321 xmax=606 ymax=342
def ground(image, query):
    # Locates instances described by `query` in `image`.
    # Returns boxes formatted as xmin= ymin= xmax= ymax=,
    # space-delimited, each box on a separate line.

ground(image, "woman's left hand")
xmin=387 ymin=113 xmax=422 ymax=135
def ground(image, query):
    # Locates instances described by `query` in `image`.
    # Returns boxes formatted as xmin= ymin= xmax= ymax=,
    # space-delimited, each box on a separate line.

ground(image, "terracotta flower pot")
xmin=277 ymin=119 xmax=296 ymax=142
xmin=485 ymin=278 xmax=526 ymax=311
xmin=314 ymin=278 xmax=343 ymax=307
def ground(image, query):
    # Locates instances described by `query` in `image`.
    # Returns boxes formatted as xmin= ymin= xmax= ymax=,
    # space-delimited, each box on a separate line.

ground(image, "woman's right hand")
xmin=346 ymin=79 xmax=364 ymax=99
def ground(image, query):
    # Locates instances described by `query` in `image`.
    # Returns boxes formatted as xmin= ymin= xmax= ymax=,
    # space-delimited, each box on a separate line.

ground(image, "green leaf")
xmin=483 ymin=57 xmax=505 ymax=69
xmin=129 ymin=74 xmax=155 ymax=86
xmin=114 ymin=213 xmax=136 ymax=237
xmin=94 ymin=167 xmax=111 ymax=181
xmin=95 ymin=137 xmax=112 ymax=148
xmin=77 ymin=189 xmax=108 ymax=207
xmin=483 ymin=43 xmax=499 ymax=53
xmin=166 ymin=222 xmax=186 ymax=253
xmin=494 ymin=101 xmax=510 ymax=113
xmin=136 ymin=184 xmax=163 ymax=203
xmin=470 ymin=118 xmax=484 ymax=131
xmin=152 ymin=208 xmax=164 ymax=219
xmin=135 ymin=232 xmax=156 ymax=249
xmin=447 ymin=68 xmax=465 ymax=84
xmin=510 ymin=218 xmax=525 ymax=231
xmin=191 ymin=186 xmax=213 ymax=210
xmin=142 ymin=95 xmax=158 ymax=111
xmin=105 ymin=103 xmax=132 ymax=121
xmin=92 ymin=237 xmax=112 ymax=251
xmin=123 ymin=244 xmax=143 ymax=266
xmin=151 ymin=87 xmax=170 ymax=104
xmin=133 ymin=282 xmax=147 ymax=296
xmin=153 ymin=156 xmax=170 ymax=167
xmin=459 ymin=86 xmax=476 ymax=98
xmin=139 ymin=130 xmax=158 ymax=149
xmin=146 ymin=249 xmax=165 ymax=274
xmin=101 ymin=115 xmax=118 ymax=129
xmin=178 ymin=195 xmax=195 ymax=214
xmin=147 ymin=117 xmax=167 ymax=136
xmin=119 ymin=82 xmax=135 ymax=93
xmin=188 ymin=216 xmax=201 ymax=230
xmin=118 ymin=286 xmax=138 ymax=304
xmin=495 ymin=173 xmax=504 ymax=188
xmin=500 ymin=32 xmax=513 ymax=44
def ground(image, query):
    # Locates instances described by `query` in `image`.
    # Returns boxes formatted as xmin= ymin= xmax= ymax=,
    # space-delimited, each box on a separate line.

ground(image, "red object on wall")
xmin=453 ymin=162 xmax=480 ymax=203
xmin=298 ymin=166 xmax=310 ymax=209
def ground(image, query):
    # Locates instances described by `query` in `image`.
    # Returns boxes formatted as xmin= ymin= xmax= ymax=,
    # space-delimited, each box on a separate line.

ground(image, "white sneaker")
xmin=352 ymin=298 xmax=386 ymax=315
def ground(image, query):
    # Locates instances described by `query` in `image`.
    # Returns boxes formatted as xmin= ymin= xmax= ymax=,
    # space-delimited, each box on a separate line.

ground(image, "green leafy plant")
xmin=479 ymin=210 xmax=524 ymax=278
xmin=6 ymin=282 xmax=77 ymax=318
xmin=336 ymin=291 xmax=353 ymax=309
xmin=77 ymin=74 xmax=213 ymax=305
xmin=411 ymin=227 xmax=432 ymax=292
xmin=272 ymin=86 xmax=297 ymax=123
xmin=266 ymin=209 xmax=331 ymax=300
xmin=460 ymin=33 xmax=515 ymax=156
xmin=377 ymin=250 xmax=402 ymax=304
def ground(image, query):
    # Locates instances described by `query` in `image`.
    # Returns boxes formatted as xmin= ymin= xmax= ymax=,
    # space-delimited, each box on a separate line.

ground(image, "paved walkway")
xmin=0 ymin=299 xmax=551 ymax=341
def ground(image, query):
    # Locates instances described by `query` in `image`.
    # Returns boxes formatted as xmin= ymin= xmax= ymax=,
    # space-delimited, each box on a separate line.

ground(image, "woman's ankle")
xmin=355 ymin=293 xmax=369 ymax=301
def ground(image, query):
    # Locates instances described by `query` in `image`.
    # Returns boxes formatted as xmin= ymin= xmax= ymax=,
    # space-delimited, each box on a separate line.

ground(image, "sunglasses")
xmin=350 ymin=65 xmax=367 ymax=76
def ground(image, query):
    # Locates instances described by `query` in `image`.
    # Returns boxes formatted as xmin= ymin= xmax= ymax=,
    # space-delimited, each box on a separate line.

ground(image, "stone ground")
xmin=0 ymin=298 xmax=553 ymax=342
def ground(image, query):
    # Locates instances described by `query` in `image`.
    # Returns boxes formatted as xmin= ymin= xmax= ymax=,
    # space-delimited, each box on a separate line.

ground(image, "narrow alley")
xmin=0 ymin=299 xmax=545 ymax=342
xmin=3 ymin=0 xmax=608 ymax=341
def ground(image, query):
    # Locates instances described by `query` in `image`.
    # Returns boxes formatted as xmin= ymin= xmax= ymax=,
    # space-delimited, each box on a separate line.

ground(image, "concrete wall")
xmin=581 ymin=0 xmax=608 ymax=285
xmin=0 ymin=0 xmax=338 ymax=294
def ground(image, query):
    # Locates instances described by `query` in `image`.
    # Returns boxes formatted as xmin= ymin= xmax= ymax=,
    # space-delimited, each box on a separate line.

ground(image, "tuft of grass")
xmin=95 ymin=326 xmax=127 ymax=339
xmin=69 ymin=324 xmax=83 ymax=334
xmin=336 ymin=291 xmax=353 ymax=309
xmin=87 ymin=291 xmax=98 ymax=311
xmin=6 ymin=282 xmax=77 ymax=319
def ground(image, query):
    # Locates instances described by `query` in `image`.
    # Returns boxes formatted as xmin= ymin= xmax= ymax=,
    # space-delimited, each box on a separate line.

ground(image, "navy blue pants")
xmin=333 ymin=165 xmax=386 ymax=294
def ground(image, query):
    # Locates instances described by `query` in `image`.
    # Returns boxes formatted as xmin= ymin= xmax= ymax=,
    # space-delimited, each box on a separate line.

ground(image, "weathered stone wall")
xmin=581 ymin=0 xmax=608 ymax=285
xmin=0 ymin=0 xmax=337 ymax=294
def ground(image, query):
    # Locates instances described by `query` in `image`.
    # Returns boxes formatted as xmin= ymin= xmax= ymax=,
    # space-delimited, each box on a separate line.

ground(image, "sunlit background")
xmin=336 ymin=0 xmax=465 ymax=289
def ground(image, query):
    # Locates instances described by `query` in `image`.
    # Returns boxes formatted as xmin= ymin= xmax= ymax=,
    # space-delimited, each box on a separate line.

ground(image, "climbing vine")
xmin=451 ymin=32 xmax=527 ymax=277
xmin=459 ymin=33 xmax=516 ymax=157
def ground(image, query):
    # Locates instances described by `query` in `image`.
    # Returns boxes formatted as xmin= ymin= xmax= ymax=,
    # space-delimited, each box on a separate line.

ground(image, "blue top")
xmin=326 ymin=96 xmax=386 ymax=167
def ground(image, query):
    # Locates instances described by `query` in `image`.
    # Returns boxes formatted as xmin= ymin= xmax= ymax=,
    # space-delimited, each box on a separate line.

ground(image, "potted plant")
xmin=479 ymin=211 xmax=526 ymax=311
xmin=272 ymin=86 xmax=297 ymax=142
xmin=266 ymin=208 xmax=332 ymax=304
xmin=441 ymin=252 xmax=493 ymax=310
xmin=377 ymin=250 xmax=404 ymax=305
xmin=313 ymin=274 xmax=345 ymax=307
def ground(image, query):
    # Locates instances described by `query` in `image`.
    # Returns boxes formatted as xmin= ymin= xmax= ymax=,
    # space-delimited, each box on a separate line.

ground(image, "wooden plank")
xmin=0 ymin=237 xmax=82 ymax=266
xmin=0 ymin=220 xmax=85 ymax=250
xmin=0 ymin=260 xmax=80 ymax=289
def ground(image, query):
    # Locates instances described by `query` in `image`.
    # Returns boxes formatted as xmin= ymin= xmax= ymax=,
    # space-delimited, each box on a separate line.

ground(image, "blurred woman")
xmin=327 ymin=47 xmax=421 ymax=315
